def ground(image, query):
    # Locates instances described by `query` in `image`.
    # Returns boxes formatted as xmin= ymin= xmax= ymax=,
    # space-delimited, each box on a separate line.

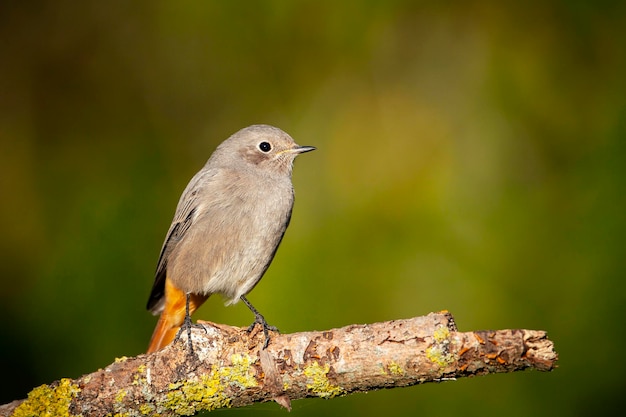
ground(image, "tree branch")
xmin=1 ymin=311 xmax=557 ymax=417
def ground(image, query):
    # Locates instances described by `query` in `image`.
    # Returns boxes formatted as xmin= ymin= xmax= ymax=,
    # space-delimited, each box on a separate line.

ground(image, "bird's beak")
xmin=292 ymin=145 xmax=316 ymax=154
xmin=278 ymin=145 xmax=316 ymax=157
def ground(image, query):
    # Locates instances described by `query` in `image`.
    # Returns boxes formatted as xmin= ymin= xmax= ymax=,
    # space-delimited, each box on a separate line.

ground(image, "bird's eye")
xmin=258 ymin=141 xmax=272 ymax=153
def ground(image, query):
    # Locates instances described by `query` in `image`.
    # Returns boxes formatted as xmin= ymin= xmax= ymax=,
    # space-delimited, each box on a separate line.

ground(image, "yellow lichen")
xmin=433 ymin=326 xmax=450 ymax=343
xmin=115 ymin=389 xmax=127 ymax=403
xmin=223 ymin=353 xmax=258 ymax=388
xmin=139 ymin=403 xmax=155 ymax=415
xmin=303 ymin=362 xmax=344 ymax=399
xmin=133 ymin=365 xmax=147 ymax=386
xmin=387 ymin=361 xmax=405 ymax=376
xmin=12 ymin=378 xmax=81 ymax=417
xmin=114 ymin=356 xmax=128 ymax=363
xmin=426 ymin=345 xmax=454 ymax=367
xmin=426 ymin=325 xmax=455 ymax=368
xmin=162 ymin=353 xmax=258 ymax=415
xmin=164 ymin=373 xmax=229 ymax=415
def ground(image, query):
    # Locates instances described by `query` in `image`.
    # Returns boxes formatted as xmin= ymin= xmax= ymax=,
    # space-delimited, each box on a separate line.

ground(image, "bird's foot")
xmin=173 ymin=294 xmax=207 ymax=356
xmin=240 ymin=295 xmax=279 ymax=349
xmin=247 ymin=312 xmax=279 ymax=349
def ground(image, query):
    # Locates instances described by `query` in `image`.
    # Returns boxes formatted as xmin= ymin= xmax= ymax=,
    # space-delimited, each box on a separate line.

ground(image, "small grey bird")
xmin=146 ymin=124 xmax=315 ymax=353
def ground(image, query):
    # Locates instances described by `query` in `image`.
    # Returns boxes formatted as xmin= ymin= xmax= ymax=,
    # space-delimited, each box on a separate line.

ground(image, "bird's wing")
xmin=146 ymin=173 xmax=208 ymax=314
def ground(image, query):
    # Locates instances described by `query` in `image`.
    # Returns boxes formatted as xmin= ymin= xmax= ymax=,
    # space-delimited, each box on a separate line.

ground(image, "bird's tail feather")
xmin=147 ymin=279 xmax=208 ymax=353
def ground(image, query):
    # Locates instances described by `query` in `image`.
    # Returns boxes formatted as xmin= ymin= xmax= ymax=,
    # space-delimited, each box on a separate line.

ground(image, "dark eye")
xmin=258 ymin=141 xmax=272 ymax=152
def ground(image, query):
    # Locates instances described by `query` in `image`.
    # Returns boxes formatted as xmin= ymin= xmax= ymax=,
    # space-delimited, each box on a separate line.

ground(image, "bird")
xmin=146 ymin=124 xmax=315 ymax=353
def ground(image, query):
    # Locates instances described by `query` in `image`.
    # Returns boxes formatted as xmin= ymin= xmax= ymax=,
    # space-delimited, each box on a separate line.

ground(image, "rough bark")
xmin=0 ymin=311 xmax=557 ymax=417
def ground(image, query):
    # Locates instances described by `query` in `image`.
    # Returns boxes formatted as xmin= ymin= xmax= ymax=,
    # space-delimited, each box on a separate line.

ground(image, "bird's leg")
xmin=174 ymin=293 xmax=199 ymax=355
xmin=241 ymin=295 xmax=278 ymax=349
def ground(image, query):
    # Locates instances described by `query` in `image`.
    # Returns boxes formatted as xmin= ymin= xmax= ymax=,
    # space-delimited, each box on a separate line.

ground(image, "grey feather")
xmin=146 ymin=124 xmax=314 ymax=315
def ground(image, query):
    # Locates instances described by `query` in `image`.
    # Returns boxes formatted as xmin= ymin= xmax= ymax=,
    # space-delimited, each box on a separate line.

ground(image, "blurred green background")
xmin=1 ymin=1 xmax=624 ymax=416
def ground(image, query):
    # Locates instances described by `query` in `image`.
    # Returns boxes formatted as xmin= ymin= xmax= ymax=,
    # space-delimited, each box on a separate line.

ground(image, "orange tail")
xmin=147 ymin=279 xmax=208 ymax=353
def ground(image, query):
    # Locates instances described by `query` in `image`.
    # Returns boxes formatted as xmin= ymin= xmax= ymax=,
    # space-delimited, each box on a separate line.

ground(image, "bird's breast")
xmin=167 ymin=175 xmax=294 ymax=302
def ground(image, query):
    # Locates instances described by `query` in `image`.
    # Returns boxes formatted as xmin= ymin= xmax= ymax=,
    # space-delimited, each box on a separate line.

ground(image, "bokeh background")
xmin=1 ymin=1 xmax=624 ymax=416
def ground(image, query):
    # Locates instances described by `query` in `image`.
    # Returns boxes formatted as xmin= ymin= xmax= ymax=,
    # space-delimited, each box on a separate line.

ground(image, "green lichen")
xmin=426 ymin=326 xmax=455 ymax=368
xmin=387 ymin=361 xmax=405 ymax=376
xmin=12 ymin=378 xmax=81 ymax=417
xmin=162 ymin=353 xmax=258 ymax=415
xmin=303 ymin=362 xmax=344 ymax=399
